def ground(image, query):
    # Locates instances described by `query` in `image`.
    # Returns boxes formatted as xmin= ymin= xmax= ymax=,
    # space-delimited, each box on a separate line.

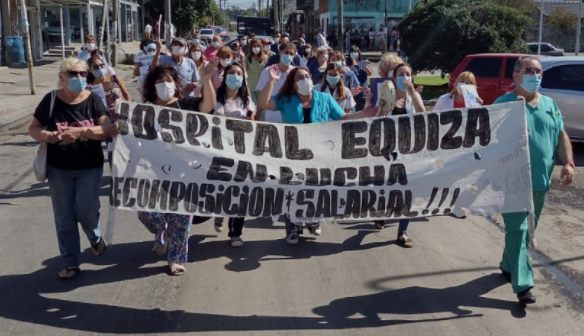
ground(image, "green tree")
xmin=175 ymin=4 xmax=198 ymax=35
xmin=547 ymin=8 xmax=578 ymax=32
xmin=399 ymin=0 xmax=532 ymax=74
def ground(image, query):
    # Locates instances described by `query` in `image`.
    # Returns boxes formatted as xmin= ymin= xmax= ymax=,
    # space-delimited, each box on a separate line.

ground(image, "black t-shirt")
xmin=33 ymin=91 xmax=108 ymax=170
xmin=167 ymin=96 xmax=202 ymax=111
xmin=302 ymin=107 xmax=311 ymax=124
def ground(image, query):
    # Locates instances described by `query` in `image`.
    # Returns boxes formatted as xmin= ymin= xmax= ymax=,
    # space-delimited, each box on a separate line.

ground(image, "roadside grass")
xmin=415 ymin=75 xmax=450 ymax=101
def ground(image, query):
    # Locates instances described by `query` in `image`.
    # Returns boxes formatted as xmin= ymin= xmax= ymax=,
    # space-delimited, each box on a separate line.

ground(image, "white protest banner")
xmin=110 ymin=101 xmax=533 ymax=223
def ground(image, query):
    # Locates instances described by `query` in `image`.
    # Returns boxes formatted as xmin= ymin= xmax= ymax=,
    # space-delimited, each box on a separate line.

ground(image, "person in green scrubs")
xmin=494 ymin=56 xmax=575 ymax=306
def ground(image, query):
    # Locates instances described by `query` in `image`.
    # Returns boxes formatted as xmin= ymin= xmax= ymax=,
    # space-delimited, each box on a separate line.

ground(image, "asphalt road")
xmin=0 ymin=71 xmax=583 ymax=336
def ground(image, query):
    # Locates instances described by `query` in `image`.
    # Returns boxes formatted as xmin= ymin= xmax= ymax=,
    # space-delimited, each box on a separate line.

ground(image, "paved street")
xmin=0 ymin=60 xmax=583 ymax=335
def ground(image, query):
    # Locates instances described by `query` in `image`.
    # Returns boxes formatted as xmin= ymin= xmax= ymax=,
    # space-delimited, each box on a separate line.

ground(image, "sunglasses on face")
xmin=522 ymin=67 xmax=542 ymax=75
xmin=67 ymin=70 xmax=88 ymax=78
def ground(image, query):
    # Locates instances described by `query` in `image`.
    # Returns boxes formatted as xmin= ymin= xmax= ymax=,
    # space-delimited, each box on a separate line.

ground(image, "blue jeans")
xmin=397 ymin=219 xmax=410 ymax=232
xmin=47 ymin=165 xmax=103 ymax=268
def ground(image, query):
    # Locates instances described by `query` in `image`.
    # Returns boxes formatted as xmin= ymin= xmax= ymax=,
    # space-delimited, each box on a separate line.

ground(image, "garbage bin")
xmin=6 ymin=36 xmax=25 ymax=64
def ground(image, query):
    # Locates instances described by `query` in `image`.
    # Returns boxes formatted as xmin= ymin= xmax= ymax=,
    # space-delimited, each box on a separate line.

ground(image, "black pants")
xmin=228 ymin=217 xmax=245 ymax=238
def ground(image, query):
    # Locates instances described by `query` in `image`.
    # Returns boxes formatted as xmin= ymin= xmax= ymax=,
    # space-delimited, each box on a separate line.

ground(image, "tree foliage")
xmin=547 ymin=8 xmax=578 ymax=32
xmin=399 ymin=0 xmax=532 ymax=74
xmin=143 ymin=0 xmax=227 ymax=35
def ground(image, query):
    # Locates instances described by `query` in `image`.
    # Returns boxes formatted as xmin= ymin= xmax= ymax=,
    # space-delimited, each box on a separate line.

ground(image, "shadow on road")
xmin=0 ymin=239 xmax=520 ymax=333
xmin=189 ymin=221 xmax=398 ymax=272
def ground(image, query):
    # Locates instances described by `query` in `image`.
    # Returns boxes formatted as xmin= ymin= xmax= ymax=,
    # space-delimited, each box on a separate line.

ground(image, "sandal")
xmin=169 ymin=262 xmax=186 ymax=276
xmin=91 ymin=237 xmax=106 ymax=256
xmin=397 ymin=231 xmax=414 ymax=248
xmin=58 ymin=267 xmax=80 ymax=280
xmin=374 ymin=220 xmax=384 ymax=230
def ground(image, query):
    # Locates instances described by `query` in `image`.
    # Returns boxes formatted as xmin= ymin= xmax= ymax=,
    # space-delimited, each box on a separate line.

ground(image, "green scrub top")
xmin=494 ymin=92 xmax=564 ymax=191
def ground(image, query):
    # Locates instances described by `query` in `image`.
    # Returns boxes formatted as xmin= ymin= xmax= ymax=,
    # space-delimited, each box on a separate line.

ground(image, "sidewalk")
xmin=0 ymin=58 xmax=135 ymax=131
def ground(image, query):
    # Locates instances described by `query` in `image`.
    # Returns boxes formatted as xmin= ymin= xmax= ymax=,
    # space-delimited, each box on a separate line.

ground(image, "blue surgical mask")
xmin=225 ymin=74 xmax=243 ymax=90
xmin=281 ymin=54 xmax=294 ymax=65
xmin=68 ymin=77 xmax=87 ymax=93
xmin=521 ymin=74 xmax=542 ymax=93
xmin=326 ymin=74 xmax=340 ymax=86
xmin=333 ymin=61 xmax=343 ymax=69
xmin=350 ymin=52 xmax=358 ymax=60
xmin=93 ymin=68 xmax=106 ymax=78
xmin=395 ymin=75 xmax=410 ymax=92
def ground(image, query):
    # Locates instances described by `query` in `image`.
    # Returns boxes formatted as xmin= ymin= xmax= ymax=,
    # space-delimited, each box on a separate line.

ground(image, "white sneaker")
xmin=214 ymin=217 xmax=224 ymax=232
xmin=307 ymin=224 xmax=322 ymax=236
xmin=230 ymin=236 xmax=244 ymax=248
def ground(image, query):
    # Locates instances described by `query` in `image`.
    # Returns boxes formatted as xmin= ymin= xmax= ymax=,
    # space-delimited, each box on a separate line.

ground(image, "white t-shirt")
xmin=368 ymin=31 xmax=375 ymax=40
xmin=315 ymin=84 xmax=356 ymax=112
xmin=214 ymin=96 xmax=256 ymax=119
xmin=134 ymin=51 xmax=154 ymax=87
xmin=256 ymin=65 xmax=294 ymax=122
xmin=145 ymin=24 xmax=153 ymax=33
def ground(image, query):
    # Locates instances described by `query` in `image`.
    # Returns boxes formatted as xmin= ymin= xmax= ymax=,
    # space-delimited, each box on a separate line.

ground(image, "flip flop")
xmin=91 ymin=238 xmax=106 ymax=256
xmin=169 ymin=262 xmax=185 ymax=276
xmin=58 ymin=267 xmax=80 ymax=280
xmin=397 ymin=232 xmax=414 ymax=248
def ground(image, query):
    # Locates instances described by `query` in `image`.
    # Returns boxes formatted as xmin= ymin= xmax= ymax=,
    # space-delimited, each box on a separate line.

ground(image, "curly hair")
xmin=216 ymin=62 xmax=250 ymax=109
xmin=142 ymin=65 xmax=180 ymax=103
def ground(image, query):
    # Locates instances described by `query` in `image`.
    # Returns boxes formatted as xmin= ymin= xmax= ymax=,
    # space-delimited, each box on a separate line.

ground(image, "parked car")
xmin=527 ymin=42 xmax=564 ymax=56
xmin=450 ymin=53 xmax=527 ymax=105
xmin=539 ymin=56 xmax=584 ymax=141
xmin=199 ymin=28 xmax=215 ymax=41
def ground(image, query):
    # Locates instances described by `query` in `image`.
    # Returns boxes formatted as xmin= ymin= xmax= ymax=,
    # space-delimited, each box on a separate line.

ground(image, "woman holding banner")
xmin=258 ymin=66 xmax=379 ymax=245
xmin=137 ymin=62 xmax=216 ymax=275
xmin=373 ymin=63 xmax=426 ymax=248
xmin=433 ymin=71 xmax=483 ymax=111
xmin=212 ymin=62 xmax=257 ymax=247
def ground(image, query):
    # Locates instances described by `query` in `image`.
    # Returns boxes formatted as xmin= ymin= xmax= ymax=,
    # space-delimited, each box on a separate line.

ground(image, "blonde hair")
xmin=451 ymin=71 xmax=477 ymax=96
xmin=58 ymin=57 xmax=88 ymax=88
xmin=379 ymin=53 xmax=404 ymax=78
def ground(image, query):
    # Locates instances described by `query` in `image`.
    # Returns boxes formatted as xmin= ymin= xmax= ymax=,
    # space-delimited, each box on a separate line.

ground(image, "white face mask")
xmin=172 ymin=46 xmax=185 ymax=56
xmin=296 ymin=78 xmax=313 ymax=96
xmin=388 ymin=70 xmax=394 ymax=78
xmin=252 ymin=47 xmax=261 ymax=54
xmin=85 ymin=43 xmax=96 ymax=51
xmin=220 ymin=58 xmax=232 ymax=68
xmin=155 ymin=81 xmax=176 ymax=101
xmin=191 ymin=51 xmax=202 ymax=60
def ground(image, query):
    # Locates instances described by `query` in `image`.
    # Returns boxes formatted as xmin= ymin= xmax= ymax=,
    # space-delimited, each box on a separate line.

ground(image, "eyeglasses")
xmin=67 ymin=70 xmax=88 ymax=78
xmin=523 ymin=67 xmax=542 ymax=75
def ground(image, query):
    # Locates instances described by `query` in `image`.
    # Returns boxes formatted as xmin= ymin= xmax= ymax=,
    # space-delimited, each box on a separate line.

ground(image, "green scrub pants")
xmin=500 ymin=191 xmax=547 ymax=294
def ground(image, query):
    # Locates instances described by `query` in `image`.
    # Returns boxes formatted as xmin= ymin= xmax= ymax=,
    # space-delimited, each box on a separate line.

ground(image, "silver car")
xmin=527 ymin=42 xmax=565 ymax=56
xmin=540 ymin=56 xmax=584 ymax=141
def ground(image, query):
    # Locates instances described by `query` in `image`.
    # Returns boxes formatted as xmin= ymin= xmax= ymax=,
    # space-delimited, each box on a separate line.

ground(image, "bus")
xmin=236 ymin=16 xmax=275 ymax=37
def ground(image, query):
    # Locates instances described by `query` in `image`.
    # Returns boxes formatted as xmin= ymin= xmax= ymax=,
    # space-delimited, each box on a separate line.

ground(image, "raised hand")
xmin=269 ymin=65 xmax=280 ymax=81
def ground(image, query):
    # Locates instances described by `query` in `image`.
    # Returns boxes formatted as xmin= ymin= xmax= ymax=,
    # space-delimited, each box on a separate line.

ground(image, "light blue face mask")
xmin=326 ymin=74 xmax=340 ymax=86
xmin=225 ymin=74 xmax=243 ymax=90
xmin=395 ymin=75 xmax=409 ymax=92
xmin=68 ymin=77 xmax=87 ymax=93
xmin=521 ymin=74 xmax=542 ymax=93
xmin=281 ymin=54 xmax=294 ymax=65
xmin=93 ymin=68 xmax=106 ymax=78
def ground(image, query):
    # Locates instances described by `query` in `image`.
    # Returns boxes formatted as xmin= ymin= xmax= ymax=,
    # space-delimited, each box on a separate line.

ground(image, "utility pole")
xmin=273 ymin=0 xmax=279 ymax=33
xmin=18 ymin=0 xmax=35 ymax=95
xmin=337 ymin=0 xmax=343 ymax=51
xmin=165 ymin=0 xmax=172 ymax=45
xmin=537 ymin=0 xmax=544 ymax=55
xmin=576 ymin=0 xmax=582 ymax=56
xmin=111 ymin=0 xmax=118 ymax=66
xmin=99 ymin=0 xmax=108 ymax=51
